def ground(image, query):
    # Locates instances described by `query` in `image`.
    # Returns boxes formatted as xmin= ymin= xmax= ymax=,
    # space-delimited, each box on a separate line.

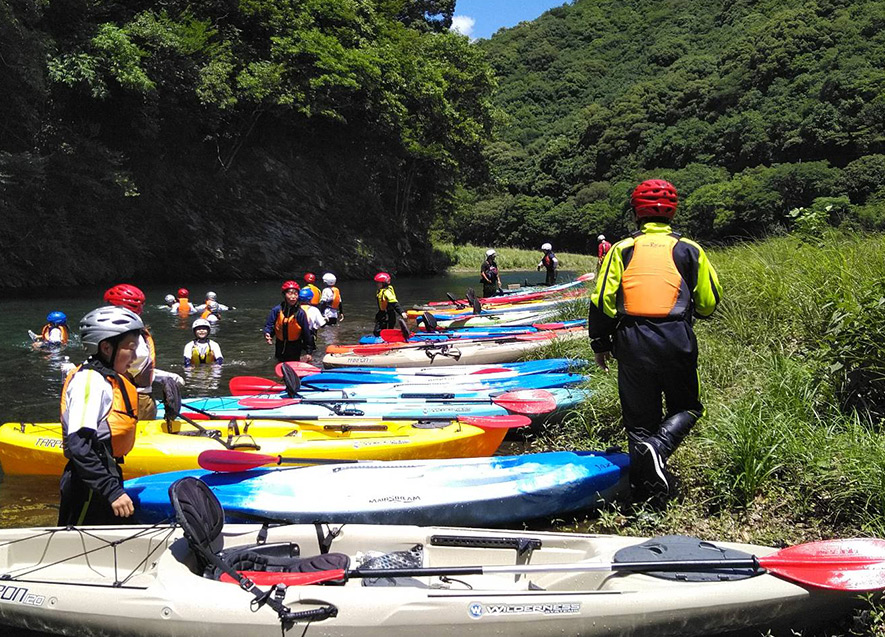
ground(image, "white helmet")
xmin=541 ymin=242 xmax=552 ymax=251
xmin=486 ymin=249 xmax=496 ymax=257
xmin=598 ymin=234 xmax=606 ymax=241
xmin=80 ymin=306 xmax=144 ymax=353
xmin=192 ymin=318 xmax=212 ymax=331
xmin=322 ymin=273 xmax=337 ymax=286
xmin=205 ymin=291 xmax=217 ymax=300
xmin=164 ymin=294 xmax=175 ymax=304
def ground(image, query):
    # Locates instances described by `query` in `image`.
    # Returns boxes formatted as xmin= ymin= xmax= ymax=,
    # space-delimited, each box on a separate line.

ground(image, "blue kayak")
xmin=323 ymin=357 xmax=588 ymax=379
xmin=170 ymin=388 xmax=591 ymax=421
xmin=296 ymin=371 xmax=587 ymax=393
xmin=126 ymin=450 xmax=629 ymax=526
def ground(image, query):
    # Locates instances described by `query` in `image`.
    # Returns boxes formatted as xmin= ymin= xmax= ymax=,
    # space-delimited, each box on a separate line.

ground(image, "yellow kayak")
xmin=0 ymin=416 xmax=514 ymax=478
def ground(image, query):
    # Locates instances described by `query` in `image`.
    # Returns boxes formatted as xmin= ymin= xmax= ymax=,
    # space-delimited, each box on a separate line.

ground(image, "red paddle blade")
xmin=759 ymin=538 xmax=885 ymax=591
xmin=237 ymin=396 xmax=300 ymax=409
xmin=230 ymin=376 xmax=284 ymax=396
xmin=458 ymin=414 xmax=532 ymax=429
xmin=274 ymin=361 xmax=323 ymax=378
xmin=531 ymin=322 xmax=565 ymax=330
xmin=198 ymin=450 xmax=279 ymax=472
xmin=379 ymin=329 xmax=408 ymax=343
xmin=576 ymin=272 xmax=595 ymax=282
xmin=492 ymin=390 xmax=557 ymax=415
xmin=221 ymin=570 xmax=347 ymax=586
xmin=469 ymin=367 xmax=511 ymax=375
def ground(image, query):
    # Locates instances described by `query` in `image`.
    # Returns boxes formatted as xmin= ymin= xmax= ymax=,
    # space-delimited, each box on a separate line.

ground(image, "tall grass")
xmin=434 ymin=242 xmax=598 ymax=273
xmin=531 ymin=230 xmax=885 ymax=544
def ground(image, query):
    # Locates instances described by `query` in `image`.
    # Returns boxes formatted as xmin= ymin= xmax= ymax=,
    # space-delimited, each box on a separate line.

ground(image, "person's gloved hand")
xmin=60 ymin=358 xmax=76 ymax=376
xmin=171 ymin=373 xmax=185 ymax=387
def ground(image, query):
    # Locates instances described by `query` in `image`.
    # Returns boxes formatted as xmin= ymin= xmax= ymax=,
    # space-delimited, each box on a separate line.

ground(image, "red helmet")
xmin=281 ymin=280 xmax=300 ymax=292
xmin=374 ymin=272 xmax=391 ymax=284
xmin=177 ymin=288 xmax=189 ymax=298
xmin=304 ymin=273 xmax=316 ymax=284
xmin=104 ymin=284 xmax=146 ymax=314
xmin=631 ymin=179 xmax=678 ymax=219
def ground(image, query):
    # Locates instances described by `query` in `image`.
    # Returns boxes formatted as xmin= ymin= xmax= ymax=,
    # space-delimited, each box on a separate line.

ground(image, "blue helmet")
xmin=298 ymin=288 xmax=313 ymax=303
xmin=47 ymin=311 xmax=67 ymax=325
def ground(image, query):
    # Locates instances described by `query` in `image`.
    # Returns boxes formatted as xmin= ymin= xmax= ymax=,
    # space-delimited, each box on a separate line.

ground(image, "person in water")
xmin=34 ymin=311 xmax=70 ymax=347
xmin=58 ymin=306 xmax=143 ymax=526
xmin=171 ymin=288 xmax=197 ymax=316
xmin=162 ymin=294 xmax=176 ymax=310
xmin=102 ymin=283 xmax=184 ymax=420
xmin=480 ymin=249 xmax=502 ymax=298
xmin=319 ymin=272 xmax=344 ymax=324
xmin=303 ymin=273 xmax=321 ymax=306
xmin=299 ymin=288 xmax=327 ymax=335
xmin=588 ymin=179 xmax=721 ymax=502
xmin=537 ymin=242 xmax=559 ymax=286
xmin=182 ymin=318 xmax=223 ymax=367
xmin=198 ymin=299 xmax=221 ymax=323
xmin=263 ymin=280 xmax=315 ymax=362
xmin=373 ymin=272 xmax=407 ymax=336
xmin=195 ymin=291 xmax=231 ymax=312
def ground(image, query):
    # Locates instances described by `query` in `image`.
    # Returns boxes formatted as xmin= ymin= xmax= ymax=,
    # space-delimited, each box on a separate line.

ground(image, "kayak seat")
xmin=169 ymin=477 xmax=350 ymax=581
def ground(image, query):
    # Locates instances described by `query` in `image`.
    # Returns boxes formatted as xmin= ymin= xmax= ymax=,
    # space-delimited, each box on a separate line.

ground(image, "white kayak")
xmin=0 ymin=511 xmax=874 ymax=637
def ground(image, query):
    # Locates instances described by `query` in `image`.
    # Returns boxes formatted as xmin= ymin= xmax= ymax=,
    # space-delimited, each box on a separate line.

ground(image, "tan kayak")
xmin=0 ymin=519 xmax=872 ymax=637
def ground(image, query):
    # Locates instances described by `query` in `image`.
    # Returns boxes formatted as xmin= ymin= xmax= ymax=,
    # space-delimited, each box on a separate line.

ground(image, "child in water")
xmin=182 ymin=319 xmax=223 ymax=366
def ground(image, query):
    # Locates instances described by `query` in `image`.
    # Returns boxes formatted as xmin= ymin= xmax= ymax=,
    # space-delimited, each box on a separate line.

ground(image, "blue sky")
xmin=451 ymin=0 xmax=570 ymax=40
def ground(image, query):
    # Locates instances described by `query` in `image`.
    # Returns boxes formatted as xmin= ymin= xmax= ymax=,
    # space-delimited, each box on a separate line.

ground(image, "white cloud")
xmin=450 ymin=15 xmax=476 ymax=38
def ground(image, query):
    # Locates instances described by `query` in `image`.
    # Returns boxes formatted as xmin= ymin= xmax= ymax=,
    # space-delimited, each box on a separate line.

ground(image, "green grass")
xmin=434 ymin=242 xmax=598 ymax=273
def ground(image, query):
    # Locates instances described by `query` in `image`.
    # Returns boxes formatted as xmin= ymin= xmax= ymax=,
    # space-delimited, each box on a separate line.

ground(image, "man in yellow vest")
xmin=59 ymin=306 xmax=143 ymax=526
xmin=588 ymin=179 xmax=722 ymax=501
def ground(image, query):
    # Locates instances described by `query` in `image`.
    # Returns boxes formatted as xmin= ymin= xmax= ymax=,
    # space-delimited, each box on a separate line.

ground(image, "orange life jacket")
xmin=61 ymin=364 xmax=139 ymax=458
xmin=274 ymin=308 xmax=303 ymax=342
xmin=619 ymin=233 xmax=690 ymax=318
xmin=200 ymin=308 xmax=215 ymax=320
xmin=178 ymin=297 xmax=190 ymax=316
xmin=307 ymin=284 xmax=321 ymax=305
xmin=41 ymin=324 xmax=70 ymax=344
xmin=329 ymin=287 xmax=341 ymax=309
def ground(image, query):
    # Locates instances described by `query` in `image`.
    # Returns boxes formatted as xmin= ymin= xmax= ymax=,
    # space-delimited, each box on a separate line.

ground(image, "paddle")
xmin=445 ymin=292 xmax=466 ymax=309
xmin=198 ymin=449 xmax=363 ymax=471
xmin=230 ymin=376 xmax=285 ymax=396
xmin=379 ymin=328 xmax=408 ymax=343
xmin=220 ymin=538 xmax=885 ymax=591
xmin=273 ymin=361 xmax=323 ymax=378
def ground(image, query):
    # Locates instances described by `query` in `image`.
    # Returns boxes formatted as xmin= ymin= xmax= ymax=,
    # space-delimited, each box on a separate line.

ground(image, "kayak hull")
xmin=0 ymin=418 xmax=509 ymax=478
xmin=125 ymin=451 xmax=630 ymax=525
xmin=0 ymin=524 xmax=858 ymax=637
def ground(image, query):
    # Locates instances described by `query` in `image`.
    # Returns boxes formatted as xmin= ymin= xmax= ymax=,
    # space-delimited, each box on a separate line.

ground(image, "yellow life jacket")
xmin=274 ymin=308 xmax=302 ymax=341
xmin=61 ymin=364 xmax=139 ymax=458
xmin=619 ymin=233 xmax=689 ymax=318
xmin=190 ymin=342 xmax=217 ymax=365
xmin=307 ymin=284 xmax=321 ymax=305
xmin=178 ymin=297 xmax=190 ymax=316
xmin=377 ymin=286 xmax=397 ymax=312
xmin=41 ymin=324 xmax=70 ymax=344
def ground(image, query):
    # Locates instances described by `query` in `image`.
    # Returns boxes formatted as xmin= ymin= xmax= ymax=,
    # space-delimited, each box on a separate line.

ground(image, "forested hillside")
xmin=0 ymin=0 xmax=493 ymax=288
xmin=439 ymin=0 xmax=885 ymax=251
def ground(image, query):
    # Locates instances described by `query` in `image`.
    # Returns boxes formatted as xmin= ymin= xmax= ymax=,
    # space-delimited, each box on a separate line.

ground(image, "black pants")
xmin=482 ymin=284 xmax=499 ymax=298
xmin=274 ymin=340 xmax=303 ymax=362
xmin=544 ymin=269 xmax=557 ymax=286
xmin=618 ymin=363 xmax=703 ymax=479
xmin=58 ymin=460 xmax=123 ymax=526
xmin=373 ymin=310 xmax=397 ymax=336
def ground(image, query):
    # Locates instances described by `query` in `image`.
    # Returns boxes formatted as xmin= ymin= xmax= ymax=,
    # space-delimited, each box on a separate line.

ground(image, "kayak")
xmin=412 ymin=297 xmax=575 ymax=321
xmin=296 ymin=369 xmax=585 ymax=390
xmin=432 ymin=309 xmax=559 ymax=329
xmin=0 ymin=520 xmax=871 ymax=637
xmin=415 ymin=274 xmax=594 ymax=309
xmin=172 ymin=388 xmax=591 ymax=422
xmin=323 ymin=329 xmax=585 ymax=368
xmin=0 ymin=416 xmax=518 ymax=478
xmin=358 ymin=319 xmax=586 ymax=344
xmin=126 ymin=450 xmax=630 ymax=525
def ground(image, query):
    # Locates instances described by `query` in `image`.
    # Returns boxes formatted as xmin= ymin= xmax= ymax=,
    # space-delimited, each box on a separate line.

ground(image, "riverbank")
xmin=434 ymin=242 xmax=598 ymax=272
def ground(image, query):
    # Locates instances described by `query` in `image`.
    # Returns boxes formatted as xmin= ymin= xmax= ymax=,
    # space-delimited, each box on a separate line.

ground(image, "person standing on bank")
xmin=58 ymin=306 xmax=143 ymax=526
xmin=597 ymin=234 xmax=612 ymax=268
xmin=373 ymin=272 xmax=407 ymax=336
xmin=588 ymin=179 xmax=721 ymax=500
xmin=263 ymin=280 xmax=314 ymax=362
xmin=480 ymin=249 xmax=502 ymax=298
xmin=537 ymin=243 xmax=558 ymax=286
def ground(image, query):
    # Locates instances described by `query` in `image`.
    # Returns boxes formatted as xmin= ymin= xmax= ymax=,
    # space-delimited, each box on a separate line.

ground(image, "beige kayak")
xmin=0 ymin=522 xmax=863 ymax=637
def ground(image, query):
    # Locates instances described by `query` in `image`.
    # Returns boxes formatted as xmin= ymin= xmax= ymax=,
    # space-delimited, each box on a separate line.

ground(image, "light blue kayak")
xmin=169 ymin=388 xmax=591 ymax=421
xmin=126 ymin=450 xmax=629 ymax=526
xmin=321 ymin=357 xmax=588 ymax=379
xmin=357 ymin=319 xmax=587 ymax=344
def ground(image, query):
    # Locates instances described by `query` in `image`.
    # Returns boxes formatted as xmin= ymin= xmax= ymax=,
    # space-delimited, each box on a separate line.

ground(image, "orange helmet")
xmin=104 ymin=284 xmax=146 ymax=315
xmin=631 ymin=179 xmax=678 ymax=219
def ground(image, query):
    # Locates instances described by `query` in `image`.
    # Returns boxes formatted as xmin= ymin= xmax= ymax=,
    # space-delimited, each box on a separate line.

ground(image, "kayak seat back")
xmin=169 ymin=477 xmax=349 ymax=581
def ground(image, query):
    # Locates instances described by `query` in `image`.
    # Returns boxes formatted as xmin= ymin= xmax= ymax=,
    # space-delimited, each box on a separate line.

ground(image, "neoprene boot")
xmin=633 ymin=411 xmax=700 ymax=500
xmin=652 ymin=410 xmax=700 ymax=459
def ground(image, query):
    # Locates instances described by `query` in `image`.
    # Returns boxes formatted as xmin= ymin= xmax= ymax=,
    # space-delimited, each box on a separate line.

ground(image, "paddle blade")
xmin=458 ymin=414 xmax=532 ymax=429
xmin=469 ymin=367 xmax=511 ymax=375
xmin=237 ymin=396 xmax=301 ymax=409
xmin=230 ymin=376 xmax=284 ymax=396
xmin=492 ymin=390 xmax=557 ymax=415
xmin=759 ymin=538 xmax=885 ymax=591
xmin=576 ymin=272 xmax=595 ymax=282
xmin=379 ymin=329 xmax=408 ymax=343
xmin=198 ymin=450 xmax=279 ymax=472
xmin=221 ymin=570 xmax=347 ymax=586
xmin=274 ymin=362 xmax=323 ymax=378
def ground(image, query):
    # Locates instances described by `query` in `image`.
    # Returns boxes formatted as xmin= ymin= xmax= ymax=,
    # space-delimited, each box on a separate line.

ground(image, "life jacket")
xmin=618 ymin=232 xmax=691 ymax=319
xmin=199 ymin=307 xmax=216 ymax=320
xmin=377 ymin=286 xmax=397 ymax=312
xmin=41 ymin=324 xmax=70 ymax=344
xmin=61 ymin=361 xmax=138 ymax=458
xmin=190 ymin=341 xmax=217 ymax=365
xmin=274 ymin=306 xmax=303 ymax=342
xmin=542 ymin=253 xmax=555 ymax=269
xmin=178 ymin=297 xmax=191 ymax=316
xmin=329 ymin=286 xmax=341 ymax=309
xmin=307 ymin=284 xmax=321 ymax=305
